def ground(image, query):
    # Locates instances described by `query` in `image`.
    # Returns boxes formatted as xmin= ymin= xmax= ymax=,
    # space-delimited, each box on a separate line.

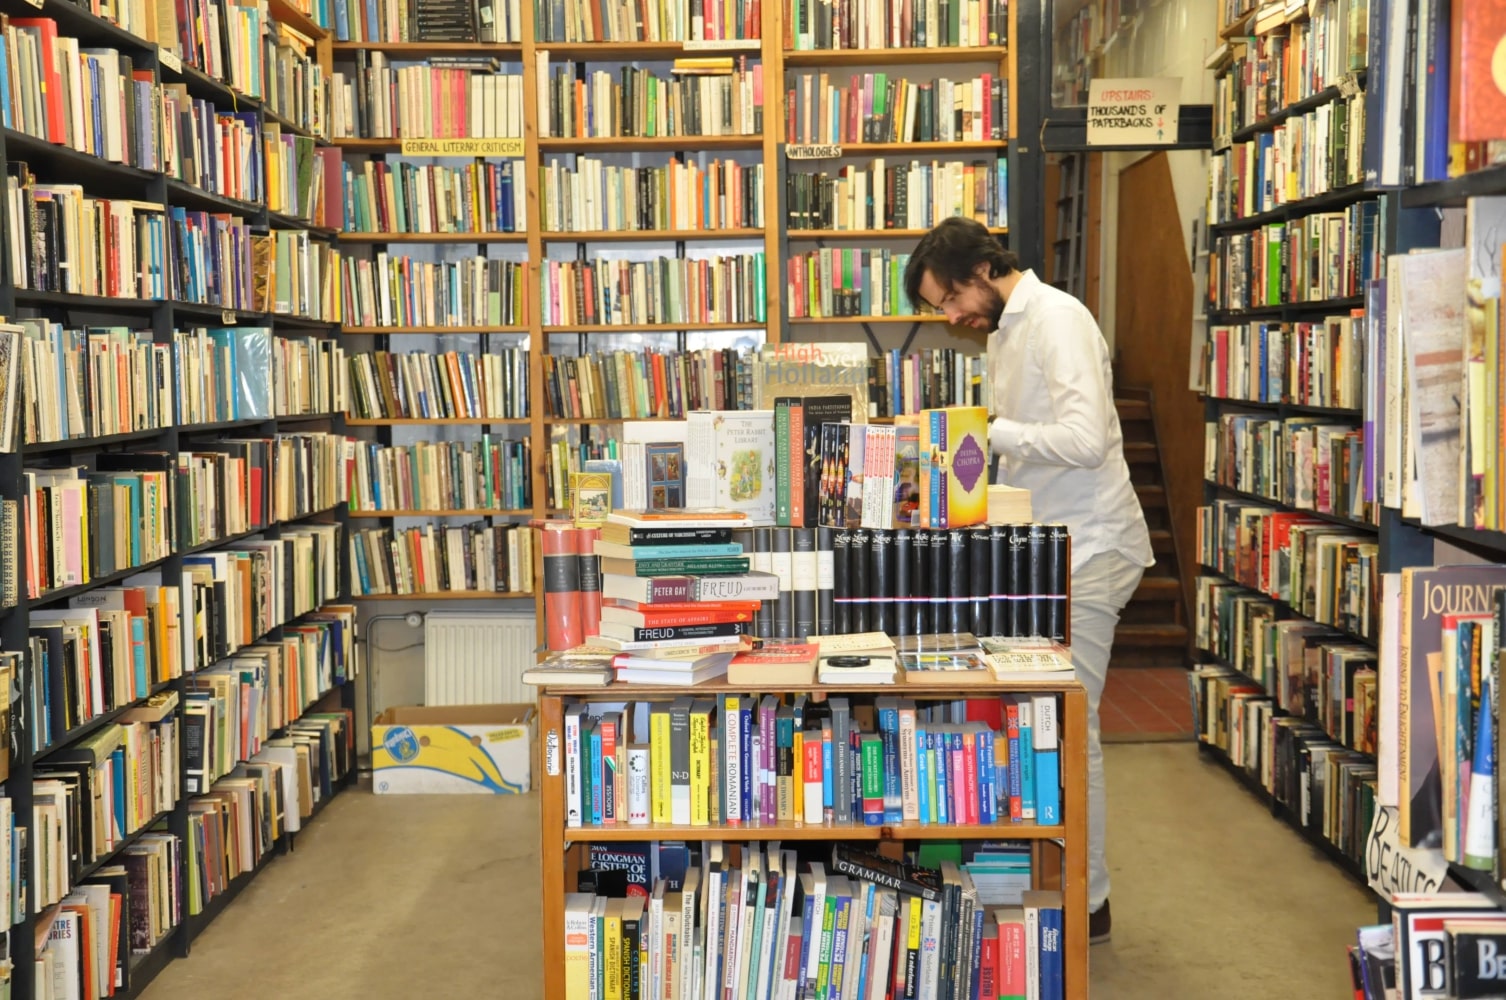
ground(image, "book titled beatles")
xmin=919 ymin=405 xmax=989 ymax=529
xmin=685 ymin=410 xmax=776 ymax=526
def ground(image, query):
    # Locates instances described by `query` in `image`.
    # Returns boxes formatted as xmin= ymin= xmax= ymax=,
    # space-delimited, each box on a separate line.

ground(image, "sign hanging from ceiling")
xmin=1086 ymin=77 xmax=1182 ymax=146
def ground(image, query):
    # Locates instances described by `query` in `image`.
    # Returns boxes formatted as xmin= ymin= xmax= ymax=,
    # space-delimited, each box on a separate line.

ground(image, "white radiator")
xmin=423 ymin=611 xmax=537 ymax=706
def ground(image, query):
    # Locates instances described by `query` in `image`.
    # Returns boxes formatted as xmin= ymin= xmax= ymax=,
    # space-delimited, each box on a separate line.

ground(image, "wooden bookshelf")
xmin=331 ymin=40 xmax=523 ymax=54
xmin=540 ymin=321 xmax=767 ymax=333
xmin=544 ymin=415 xmax=679 ymax=424
xmin=340 ymin=325 xmax=530 ymax=335
xmin=536 ymin=39 xmax=760 ymax=59
xmin=787 ymin=314 xmax=950 ymax=324
xmin=782 ymin=44 xmax=1008 ymax=65
xmin=538 ymin=676 xmax=1091 ymax=1000
xmin=827 ymin=140 xmax=1010 ymax=153
xmin=786 ymin=227 xmax=1009 ymax=239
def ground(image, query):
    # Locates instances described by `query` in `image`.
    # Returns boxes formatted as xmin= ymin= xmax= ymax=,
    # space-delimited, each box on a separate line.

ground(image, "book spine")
xmin=947 ymin=527 xmax=971 ymax=634
xmin=669 ymin=699 xmax=691 ymax=825
xmin=541 ymin=525 xmax=584 ymax=650
xmin=870 ymin=527 xmax=894 ymax=636
xmin=1046 ymin=522 xmax=1069 ymax=643
xmin=772 ymin=527 xmax=794 ymax=638
xmin=578 ymin=526 xmax=602 ymax=642
xmin=754 ymin=527 xmax=774 ymax=637
xmin=793 ymin=526 xmax=818 ymax=639
xmin=816 ymin=526 xmax=835 ymax=636
xmin=833 ymin=528 xmax=852 ymax=635
xmin=968 ymin=525 xmax=991 ymax=637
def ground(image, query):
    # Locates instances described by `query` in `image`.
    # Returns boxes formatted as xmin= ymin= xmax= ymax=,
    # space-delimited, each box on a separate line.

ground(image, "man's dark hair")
xmin=903 ymin=217 xmax=1020 ymax=309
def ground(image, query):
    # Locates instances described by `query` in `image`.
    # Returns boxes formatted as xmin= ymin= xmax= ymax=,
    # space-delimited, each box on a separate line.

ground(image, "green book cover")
xmin=861 ymin=733 xmax=885 ymax=802
xmin=775 ymin=399 xmax=793 ymax=525
xmin=608 ymin=557 xmax=750 ymax=576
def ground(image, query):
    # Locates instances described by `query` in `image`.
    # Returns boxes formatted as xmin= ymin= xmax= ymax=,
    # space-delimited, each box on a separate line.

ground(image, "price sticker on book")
xmin=23 ymin=0 xmax=43 ymax=10
xmin=222 ymin=309 xmax=237 ymax=325
xmin=788 ymin=145 xmax=843 ymax=160
xmin=159 ymin=47 xmax=182 ymax=72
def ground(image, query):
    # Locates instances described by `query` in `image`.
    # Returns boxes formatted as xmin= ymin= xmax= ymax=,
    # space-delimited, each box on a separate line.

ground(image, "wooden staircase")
xmin=1112 ymin=396 xmax=1190 ymax=668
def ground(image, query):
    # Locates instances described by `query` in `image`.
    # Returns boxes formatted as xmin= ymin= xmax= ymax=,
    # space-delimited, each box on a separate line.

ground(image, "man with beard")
xmin=904 ymin=217 xmax=1153 ymax=945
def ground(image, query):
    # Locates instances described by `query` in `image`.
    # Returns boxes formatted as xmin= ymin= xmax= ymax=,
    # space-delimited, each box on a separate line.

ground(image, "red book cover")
xmin=11 ymin=20 xmax=66 ymax=142
xmin=1005 ymin=702 xmax=1022 ymax=822
xmin=962 ymin=727 xmax=980 ymax=825
xmin=979 ymin=923 xmax=998 ymax=1000
xmin=539 ymin=521 xmax=583 ymax=651
xmin=1452 ymin=3 xmax=1506 ymax=141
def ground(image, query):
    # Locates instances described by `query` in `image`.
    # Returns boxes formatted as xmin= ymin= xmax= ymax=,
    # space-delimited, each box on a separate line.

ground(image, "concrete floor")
xmin=141 ymin=744 xmax=1374 ymax=1000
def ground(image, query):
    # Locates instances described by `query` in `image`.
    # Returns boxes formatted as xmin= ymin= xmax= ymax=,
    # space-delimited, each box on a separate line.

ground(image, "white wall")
xmin=1092 ymin=0 xmax=1219 ymax=351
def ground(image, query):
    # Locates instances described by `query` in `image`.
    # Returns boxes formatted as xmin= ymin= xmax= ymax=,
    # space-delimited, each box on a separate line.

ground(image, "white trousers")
xmin=1068 ymin=549 xmax=1146 ymax=911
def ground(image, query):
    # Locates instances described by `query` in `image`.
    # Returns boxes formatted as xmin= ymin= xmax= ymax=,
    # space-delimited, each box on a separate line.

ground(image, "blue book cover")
xmin=915 ymin=722 xmax=930 ymax=824
xmin=739 ymin=703 xmax=753 ymax=822
xmin=821 ymin=730 xmax=833 ymax=815
xmin=934 ymin=729 xmax=950 ymax=825
xmin=588 ymin=725 xmax=603 ymax=824
xmin=1033 ymin=695 xmax=1062 ymax=825
xmin=795 ymin=879 xmax=819 ymax=996
xmin=977 ymin=725 xmax=996 ymax=825
xmin=1039 ymin=899 xmax=1064 ymax=1000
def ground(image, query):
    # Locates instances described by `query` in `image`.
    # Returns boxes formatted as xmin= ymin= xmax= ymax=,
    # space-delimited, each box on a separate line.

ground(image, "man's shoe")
xmin=1089 ymin=900 xmax=1111 ymax=944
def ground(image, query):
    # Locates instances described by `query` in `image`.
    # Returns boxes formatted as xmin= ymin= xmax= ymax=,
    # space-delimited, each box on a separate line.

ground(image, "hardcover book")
xmin=686 ymin=410 xmax=776 ymax=525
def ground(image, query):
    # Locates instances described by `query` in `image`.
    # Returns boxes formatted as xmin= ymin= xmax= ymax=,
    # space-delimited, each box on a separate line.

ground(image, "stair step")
xmin=1150 ymin=529 xmax=1175 ymax=553
xmin=1135 ymin=484 xmax=1167 ymax=508
xmin=1132 ymin=576 xmax=1182 ymax=602
xmin=1123 ymin=441 xmax=1159 ymax=464
xmin=1115 ymin=399 xmax=1151 ymax=421
xmin=1114 ymin=623 xmax=1189 ymax=647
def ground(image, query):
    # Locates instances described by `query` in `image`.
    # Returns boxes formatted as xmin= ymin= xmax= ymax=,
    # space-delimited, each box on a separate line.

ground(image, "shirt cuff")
xmin=990 ymin=417 xmax=1017 ymax=455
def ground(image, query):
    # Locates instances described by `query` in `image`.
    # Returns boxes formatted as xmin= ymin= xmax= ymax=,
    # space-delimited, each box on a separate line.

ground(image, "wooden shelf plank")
xmin=786 ymin=314 xmax=947 ymax=324
xmin=537 ymin=135 xmax=764 ymax=151
xmin=537 ymin=39 xmax=760 ymax=59
xmin=331 ymin=40 xmax=524 ymax=54
xmin=546 ymin=416 xmax=679 ymax=423
xmin=343 ymin=417 xmax=531 ymax=425
xmin=564 ymin=819 xmax=1066 ymax=842
xmin=341 ymin=325 xmax=528 ymax=334
xmin=267 ymin=0 xmax=329 ymax=40
xmin=352 ymin=590 xmax=536 ymax=600
xmin=339 ymin=231 xmax=529 ymax=243
xmin=797 ymin=140 xmax=1009 ymax=153
xmin=348 ymin=509 xmax=533 ymax=517
xmin=540 ymin=228 xmax=765 ymax=242
xmin=543 ymin=677 xmax=1085 ymax=696
xmin=782 ymin=45 xmax=1007 ymax=66
xmin=541 ymin=321 xmax=765 ymax=332
xmin=786 ymin=227 xmax=1008 ymax=239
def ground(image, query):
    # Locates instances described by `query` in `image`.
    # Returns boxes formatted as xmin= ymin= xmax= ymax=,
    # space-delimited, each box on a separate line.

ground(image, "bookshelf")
xmin=0 ymin=0 xmax=360 ymax=992
xmin=537 ymin=675 xmax=1091 ymax=999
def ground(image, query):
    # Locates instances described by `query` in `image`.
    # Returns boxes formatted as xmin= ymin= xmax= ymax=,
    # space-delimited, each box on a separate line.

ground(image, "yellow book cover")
xmin=604 ymin=898 xmax=624 ymax=1000
xmin=918 ymin=405 xmax=989 ymax=529
xmin=792 ymin=728 xmax=804 ymax=823
xmin=650 ymin=705 xmax=672 ymax=824
xmin=689 ymin=701 xmax=711 ymax=826
xmin=572 ymin=471 xmax=612 ymax=527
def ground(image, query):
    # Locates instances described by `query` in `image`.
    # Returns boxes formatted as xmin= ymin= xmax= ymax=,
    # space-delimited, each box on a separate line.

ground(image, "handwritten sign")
xmin=544 ymin=728 xmax=560 ymax=776
xmin=1086 ymin=77 xmax=1181 ymax=146
xmin=1367 ymin=804 xmax=1449 ymax=897
xmin=787 ymin=144 xmax=843 ymax=160
xmin=400 ymin=137 xmax=524 ymax=157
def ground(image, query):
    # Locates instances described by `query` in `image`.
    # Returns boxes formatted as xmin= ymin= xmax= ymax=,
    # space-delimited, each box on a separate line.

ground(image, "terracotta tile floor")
xmin=1100 ymin=666 xmax=1194 ymax=742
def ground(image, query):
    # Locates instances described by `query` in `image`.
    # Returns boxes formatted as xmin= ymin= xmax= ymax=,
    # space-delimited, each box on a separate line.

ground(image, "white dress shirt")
xmin=987 ymin=269 xmax=1154 ymax=573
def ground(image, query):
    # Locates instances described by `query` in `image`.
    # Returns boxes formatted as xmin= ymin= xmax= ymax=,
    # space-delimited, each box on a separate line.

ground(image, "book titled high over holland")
xmin=919 ymin=406 xmax=989 ymax=529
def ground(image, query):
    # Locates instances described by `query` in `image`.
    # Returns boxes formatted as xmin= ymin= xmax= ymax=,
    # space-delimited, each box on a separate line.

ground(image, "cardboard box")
xmin=371 ymin=704 xmax=535 ymax=794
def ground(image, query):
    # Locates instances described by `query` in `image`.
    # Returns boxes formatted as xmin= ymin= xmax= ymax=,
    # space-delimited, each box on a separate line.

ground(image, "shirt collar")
xmin=1002 ymin=268 xmax=1042 ymax=317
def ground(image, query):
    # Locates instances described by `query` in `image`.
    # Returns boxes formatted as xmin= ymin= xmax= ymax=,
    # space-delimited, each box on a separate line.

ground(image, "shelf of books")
xmin=1204 ymin=0 xmax=1506 ymax=990
xmin=0 ymin=0 xmax=361 ymax=992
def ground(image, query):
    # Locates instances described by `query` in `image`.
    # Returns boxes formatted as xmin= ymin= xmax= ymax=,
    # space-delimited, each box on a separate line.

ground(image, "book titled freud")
xmin=918 ymin=406 xmax=989 ymax=530
xmin=686 ymin=410 xmax=776 ymax=525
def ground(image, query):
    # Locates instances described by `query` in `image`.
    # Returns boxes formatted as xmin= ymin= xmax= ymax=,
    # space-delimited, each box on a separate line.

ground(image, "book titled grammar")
xmin=918 ymin=405 xmax=989 ymax=529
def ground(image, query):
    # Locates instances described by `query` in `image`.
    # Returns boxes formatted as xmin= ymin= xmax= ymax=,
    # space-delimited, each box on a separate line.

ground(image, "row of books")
xmin=1193 ymin=574 xmax=1377 ymax=752
xmin=542 ymin=347 xmax=756 ymax=421
xmin=263 ymin=127 xmax=337 ymax=225
xmin=348 ymin=519 xmax=536 ymax=595
xmin=783 ymin=0 xmax=1008 ymax=50
xmin=187 ymin=709 xmax=353 ymax=916
xmin=565 ymin=843 xmax=1065 ymax=1000
xmin=172 ymin=326 xmax=345 ymax=425
xmin=1203 ymin=414 xmax=1369 ymax=523
xmin=333 ymin=0 xmax=522 ymax=43
xmin=164 ymin=90 xmax=263 ymax=205
xmin=339 ymin=254 xmax=526 ymax=329
xmin=540 ymin=156 xmax=764 ymax=234
xmin=1201 ymin=313 xmax=1365 ymax=410
xmin=1208 ymin=201 xmax=1382 ymax=312
xmin=1191 ymin=661 xmax=1375 ymax=871
xmin=252 ymin=230 xmax=344 ymax=321
xmin=170 ymin=0 xmax=266 ymax=101
xmin=1345 ymin=893 xmax=1506 ymax=1000
xmin=1195 ymin=499 xmax=1380 ymax=640
xmin=345 ymin=346 xmax=530 ymax=421
xmin=36 ymin=831 xmax=183 ymax=993
xmin=329 ymin=56 xmax=525 ymax=140
xmin=1207 ymin=92 xmax=1366 ymax=225
xmin=348 ymin=436 xmax=534 ymax=513
xmin=186 ymin=606 xmax=357 ymax=793
xmin=536 ymin=254 xmax=768 ymax=327
xmin=34 ymin=693 xmax=179 ymax=901
xmin=1212 ymin=0 xmax=1368 ymax=141
xmin=1 ymin=23 xmax=159 ymax=168
xmin=342 ymin=159 xmax=525 ymax=235
xmin=539 ymin=55 xmax=765 ymax=139
xmin=534 ymin=0 xmax=760 ymax=43
xmin=785 ymin=71 xmax=1007 ymax=145
xmin=786 ymin=248 xmax=916 ymax=319
xmin=262 ymin=21 xmax=331 ymax=138
xmin=785 ymin=158 xmax=1009 ymax=232
xmin=564 ymin=691 xmax=1061 ymax=829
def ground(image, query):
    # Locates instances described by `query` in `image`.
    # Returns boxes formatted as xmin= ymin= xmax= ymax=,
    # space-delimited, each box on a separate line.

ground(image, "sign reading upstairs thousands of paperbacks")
xmin=1086 ymin=77 xmax=1181 ymax=146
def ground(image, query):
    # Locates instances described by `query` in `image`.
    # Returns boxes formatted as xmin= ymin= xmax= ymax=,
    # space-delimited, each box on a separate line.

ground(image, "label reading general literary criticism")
xmin=1086 ymin=77 xmax=1181 ymax=146
xmin=400 ymin=138 xmax=524 ymax=157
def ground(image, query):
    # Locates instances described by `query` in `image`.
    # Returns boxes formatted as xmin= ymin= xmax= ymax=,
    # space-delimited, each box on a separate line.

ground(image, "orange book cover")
xmin=1452 ymin=3 xmax=1506 ymax=141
